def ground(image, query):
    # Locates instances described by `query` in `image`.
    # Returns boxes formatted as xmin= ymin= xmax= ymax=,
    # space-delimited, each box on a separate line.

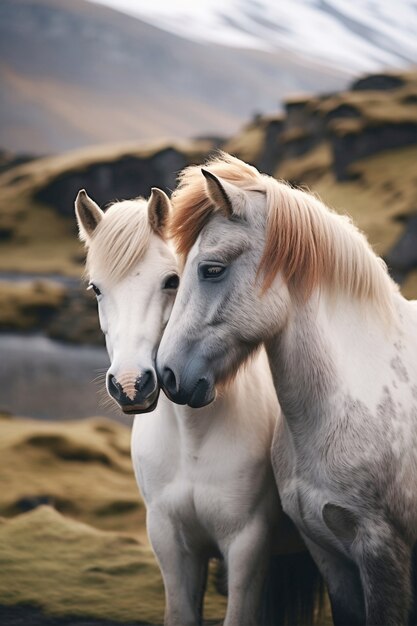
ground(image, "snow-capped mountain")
xmin=1 ymin=0 xmax=348 ymax=154
xmin=92 ymin=0 xmax=417 ymax=74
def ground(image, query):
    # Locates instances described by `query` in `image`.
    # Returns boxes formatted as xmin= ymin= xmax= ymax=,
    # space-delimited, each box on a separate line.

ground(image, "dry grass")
xmin=402 ymin=270 xmax=417 ymax=301
xmin=0 ymin=415 xmax=141 ymax=533
xmin=277 ymin=143 xmax=332 ymax=184
xmin=311 ymin=145 xmax=417 ymax=263
xmin=0 ymin=415 xmax=227 ymax=623
xmin=0 ymin=193 xmax=81 ymax=276
xmin=316 ymin=73 xmax=417 ymax=136
xmin=0 ymin=505 xmax=165 ymax=623
xmin=223 ymin=114 xmax=283 ymax=165
xmin=223 ymin=121 xmax=268 ymax=164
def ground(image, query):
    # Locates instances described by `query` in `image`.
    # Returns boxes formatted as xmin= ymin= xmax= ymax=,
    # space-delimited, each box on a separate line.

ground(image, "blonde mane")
xmin=86 ymin=198 xmax=152 ymax=283
xmin=170 ymin=152 xmax=397 ymax=318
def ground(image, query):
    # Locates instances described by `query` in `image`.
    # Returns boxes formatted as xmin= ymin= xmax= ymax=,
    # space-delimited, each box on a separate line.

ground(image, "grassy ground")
xmin=0 ymin=414 xmax=227 ymax=624
xmin=0 ymin=170 xmax=81 ymax=276
xmin=0 ymin=506 xmax=165 ymax=624
xmin=311 ymin=145 xmax=417 ymax=258
xmin=0 ymin=414 xmax=333 ymax=625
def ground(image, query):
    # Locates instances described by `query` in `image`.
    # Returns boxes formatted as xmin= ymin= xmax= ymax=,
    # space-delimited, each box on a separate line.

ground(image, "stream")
xmin=0 ymin=333 xmax=128 ymax=423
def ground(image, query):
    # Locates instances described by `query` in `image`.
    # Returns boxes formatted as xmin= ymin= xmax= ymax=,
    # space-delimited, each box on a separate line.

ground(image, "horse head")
xmin=75 ymin=188 xmax=179 ymax=414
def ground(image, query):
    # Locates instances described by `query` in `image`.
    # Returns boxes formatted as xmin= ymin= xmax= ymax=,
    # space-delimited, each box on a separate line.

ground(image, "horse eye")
xmin=163 ymin=274 xmax=179 ymax=290
xmin=199 ymin=263 xmax=227 ymax=280
xmin=88 ymin=283 xmax=101 ymax=297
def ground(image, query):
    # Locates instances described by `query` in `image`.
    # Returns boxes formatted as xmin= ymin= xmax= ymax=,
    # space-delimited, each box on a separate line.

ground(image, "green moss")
xmin=402 ymin=270 xmax=417 ymax=301
xmin=223 ymin=122 xmax=267 ymax=164
xmin=0 ymin=506 xmax=166 ymax=623
xmin=0 ymin=417 xmax=142 ymax=533
xmin=277 ymin=142 xmax=332 ymax=184
xmin=0 ymin=417 xmax=227 ymax=623
xmin=311 ymin=146 xmax=417 ymax=263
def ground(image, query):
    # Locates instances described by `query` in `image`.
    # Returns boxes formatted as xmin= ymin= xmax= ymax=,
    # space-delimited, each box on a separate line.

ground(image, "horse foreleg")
xmin=147 ymin=510 xmax=208 ymax=626
xmin=301 ymin=532 xmax=365 ymax=626
xmin=223 ymin=519 xmax=270 ymax=626
xmin=355 ymin=526 xmax=412 ymax=626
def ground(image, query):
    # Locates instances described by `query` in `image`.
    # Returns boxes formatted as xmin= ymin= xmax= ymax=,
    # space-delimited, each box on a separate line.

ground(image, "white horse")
xmin=74 ymin=189 xmax=322 ymax=626
xmin=156 ymin=152 xmax=417 ymax=626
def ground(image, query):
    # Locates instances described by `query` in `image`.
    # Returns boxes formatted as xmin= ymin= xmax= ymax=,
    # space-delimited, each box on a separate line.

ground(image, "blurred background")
xmin=1 ymin=0 xmax=417 ymax=624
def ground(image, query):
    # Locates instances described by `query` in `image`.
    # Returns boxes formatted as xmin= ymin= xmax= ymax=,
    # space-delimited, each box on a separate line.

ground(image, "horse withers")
xmin=157 ymin=152 xmax=417 ymax=626
xmin=75 ymin=188 xmax=322 ymax=626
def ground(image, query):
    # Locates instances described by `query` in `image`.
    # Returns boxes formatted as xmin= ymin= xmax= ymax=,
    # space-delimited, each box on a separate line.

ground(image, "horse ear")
xmin=201 ymin=169 xmax=246 ymax=218
xmin=75 ymin=189 xmax=104 ymax=242
xmin=148 ymin=187 xmax=171 ymax=238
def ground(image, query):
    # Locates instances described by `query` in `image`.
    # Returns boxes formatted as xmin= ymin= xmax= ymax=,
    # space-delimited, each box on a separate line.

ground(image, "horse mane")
xmin=170 ymin=152 xmax=397 ymax=318
xmin=86 ymin=198 xmax=152 ymax=283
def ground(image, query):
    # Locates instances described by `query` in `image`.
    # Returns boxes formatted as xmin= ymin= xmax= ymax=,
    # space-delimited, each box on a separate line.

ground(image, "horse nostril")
xmin=137 ymin=369 xmax=156 ymax=397
xmin=107 ymin=374 xmax=121 ymax=400
xmin=162 ymin=367 xmax=177 ymax=396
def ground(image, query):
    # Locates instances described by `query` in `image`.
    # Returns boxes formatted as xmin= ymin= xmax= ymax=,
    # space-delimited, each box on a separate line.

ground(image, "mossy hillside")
xmin=0 ymin=506 xmax=165 ymax=623
xmin=0 ymin=415 xmax=143 ymax=534
xmin=0 ymin=139 xmax=212 ymax=276
xmin=0 ymin=144 xmax=415 ymax=347
xmin=317 ymin=73 xmax=417 ymax=132
xmin=402 ymin=270 xmax=417 ymax=300
xmin=309 ymin=145 xmax=417 ymax=261
xmin=0 ymin=69 xmax=416 ymax=337
xmin=0 ymin=415 xmax=227 ymax=623
xmin=0 ymin=159 xmax=82 ymax=275
xmin=227 ymin=70 xmax=417 ymax=182
xmin=0 ymin=506 xmax=226 ymax=623
xmin=223 ymin=113 xmax=284 ymax=168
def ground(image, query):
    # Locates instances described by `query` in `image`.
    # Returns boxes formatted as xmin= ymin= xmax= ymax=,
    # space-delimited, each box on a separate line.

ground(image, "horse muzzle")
xmin=106 ymin=369 xmax=160 ymax=414
xmin=157 ymin=357 xmax=216 ymax=408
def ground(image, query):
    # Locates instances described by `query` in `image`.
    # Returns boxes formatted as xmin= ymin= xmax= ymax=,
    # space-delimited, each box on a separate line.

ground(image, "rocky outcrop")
xmin=0 ymin=279 xmax=102 ymax=345
xmin=330 ymin=120 xmax=417 ymax=181
xmin=385 ymin=214 xmax=417 ymax=283
xmin=35 ymin=144 xmax=211 ymax=216
xmin=227 ymin=70 xmax=417 ymax=182
xmin=351 ymin=73 xmax=406 ymax=92
xmin=0 ymin=150 xmax=36 ymax=175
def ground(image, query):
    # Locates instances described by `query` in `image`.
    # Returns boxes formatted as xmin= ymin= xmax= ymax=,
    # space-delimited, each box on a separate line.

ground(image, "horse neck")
xmin=170 ymin=398 xmax=226 ymax=450
xmin=266 ymin=289 xmax=399 ymax=433
xmin=170 ymin=350 xmax=277 ymax=452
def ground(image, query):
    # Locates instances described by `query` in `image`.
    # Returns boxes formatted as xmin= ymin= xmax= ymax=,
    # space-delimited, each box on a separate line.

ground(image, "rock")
xmin=256 ymin=117 xmax=285 ymax=174
xmin=330 ymin=121 xmax=417 ymax=180
xmin=385 ymin=214 xmax=417 ymax=283
xmin=351 ymin=73 xmax=406 ymax=92
xmin=35 ymin=147 xmax=192 ymax=217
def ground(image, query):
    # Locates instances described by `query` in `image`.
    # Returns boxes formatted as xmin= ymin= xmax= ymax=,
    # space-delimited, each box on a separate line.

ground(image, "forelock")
xmin=86 ymin=198 xmax=152 ymax=283
xmin=170 ymin=151 xmax=261 ymax=260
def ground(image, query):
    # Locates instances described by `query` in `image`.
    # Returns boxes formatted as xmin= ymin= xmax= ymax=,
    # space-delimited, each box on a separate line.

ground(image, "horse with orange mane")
xmin=157 ymin=152 xmax=417 ymax=626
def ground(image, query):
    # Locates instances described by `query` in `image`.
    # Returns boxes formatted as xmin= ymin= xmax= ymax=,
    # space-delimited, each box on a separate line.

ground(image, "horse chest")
xmin=152 ymin=472 xmax=250 ymax=549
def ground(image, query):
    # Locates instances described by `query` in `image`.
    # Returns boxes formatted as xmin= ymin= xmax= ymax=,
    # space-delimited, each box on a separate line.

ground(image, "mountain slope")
xmin=0 ymin=0 xmax=346 ymax=154
xmin=94 ymin=0 xmax=417 ymax=74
